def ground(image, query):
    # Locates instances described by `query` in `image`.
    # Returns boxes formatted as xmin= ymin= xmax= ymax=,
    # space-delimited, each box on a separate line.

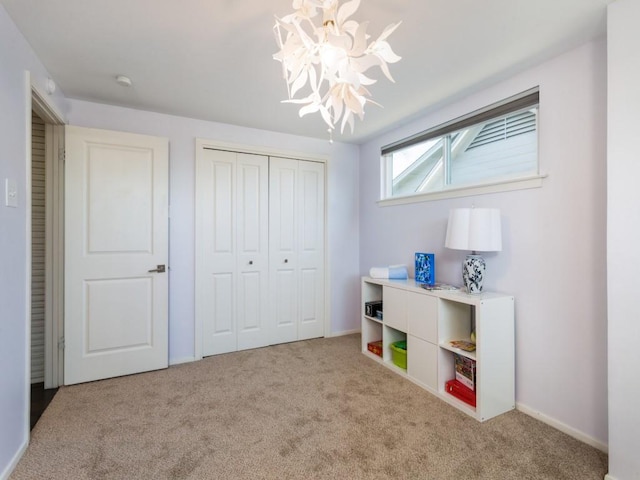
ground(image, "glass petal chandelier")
xmin=273 ymin=0 xmax=401 ymax=134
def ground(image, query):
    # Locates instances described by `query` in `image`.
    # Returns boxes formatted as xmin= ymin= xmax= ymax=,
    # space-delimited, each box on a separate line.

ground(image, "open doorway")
xmin=30 ymin=85 xmax=64 ymax=428
xmin=30 ymin=108 xmax=54 ymax=429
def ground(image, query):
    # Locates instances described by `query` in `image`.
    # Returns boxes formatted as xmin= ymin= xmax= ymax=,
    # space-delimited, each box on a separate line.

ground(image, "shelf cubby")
xmin=383 ymin=325 xmax=407 ymax=371
xmin=361 ymin=277 xmax=514 ymax=422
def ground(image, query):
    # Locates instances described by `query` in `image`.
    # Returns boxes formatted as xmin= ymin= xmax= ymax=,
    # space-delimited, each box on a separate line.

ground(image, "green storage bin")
xmin=390 ymin=340 xmax=407 ymax=369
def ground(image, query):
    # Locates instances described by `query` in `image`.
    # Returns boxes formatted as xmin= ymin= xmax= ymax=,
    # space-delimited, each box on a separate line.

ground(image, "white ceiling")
xmin=1 ymin=0 xmax=612 ymax=143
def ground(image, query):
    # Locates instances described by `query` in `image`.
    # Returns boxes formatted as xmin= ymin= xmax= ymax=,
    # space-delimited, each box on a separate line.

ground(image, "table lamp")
xmin=445 ymin=207 xmax=502 ymax=294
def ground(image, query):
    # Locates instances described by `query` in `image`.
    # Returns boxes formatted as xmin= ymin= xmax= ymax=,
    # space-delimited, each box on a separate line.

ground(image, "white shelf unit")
xmin=361 ymin=277 xmax=515 ymax=422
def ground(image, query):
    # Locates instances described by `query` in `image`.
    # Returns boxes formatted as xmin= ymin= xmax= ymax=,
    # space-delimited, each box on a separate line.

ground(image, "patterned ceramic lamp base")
xmin=463 ymin=254 xmax=485 ymax=294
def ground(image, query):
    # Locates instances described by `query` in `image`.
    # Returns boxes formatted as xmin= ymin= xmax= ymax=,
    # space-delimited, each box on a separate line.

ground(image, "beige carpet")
xmin=13 ymin=334 xmax=607 ymax=479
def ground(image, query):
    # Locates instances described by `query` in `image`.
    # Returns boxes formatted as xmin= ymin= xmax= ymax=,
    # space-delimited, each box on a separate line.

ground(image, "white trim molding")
xmin=169 ymin=356 xmax=197 ymax=366
xmin=379 ymin=174 xmax=546 ymax=207
xmin=30 ymin=77 xmax=66 ymax=389
xmin=195 ymin=138 xmax=328 ymax=164
xmin=517 ymin=402 xmax=608 ymax=453
xmin=31 ymin=84 xmax=65 ymax=125
xmin=0 ymin=438 xmax=28 ymax=480
xmin=329 ymin=328 xmax=360 ymax=337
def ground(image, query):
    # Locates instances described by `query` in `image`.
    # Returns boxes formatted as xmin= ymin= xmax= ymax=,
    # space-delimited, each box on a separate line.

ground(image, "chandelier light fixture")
xmin=273 ymin=0 xmax=401 ymax=135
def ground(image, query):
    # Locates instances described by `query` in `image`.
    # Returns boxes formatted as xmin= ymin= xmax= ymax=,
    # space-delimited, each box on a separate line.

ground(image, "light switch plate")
xmin=5 ymin=178 xmax=17 ymax=208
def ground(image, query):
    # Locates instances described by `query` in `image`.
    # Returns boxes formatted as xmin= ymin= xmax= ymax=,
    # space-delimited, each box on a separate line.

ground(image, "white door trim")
xmin=31 ymin=84 xmax=65 ymax=125
xmin=194 ymin=138 xmax=330 ymax=360
xmin=196 ymin=138 xmax=328 ymax=164
xmin=30 ymin=81 xmax=66 ymax=389
xmin=44 ymin=124 xmax=65 ymax=388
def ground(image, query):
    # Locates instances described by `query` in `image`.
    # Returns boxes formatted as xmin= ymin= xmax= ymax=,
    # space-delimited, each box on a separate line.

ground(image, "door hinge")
xmin=58 ymin=336 xmax=65 ymax=350
xmin=58 ymin=148 xmax=65 ymax=163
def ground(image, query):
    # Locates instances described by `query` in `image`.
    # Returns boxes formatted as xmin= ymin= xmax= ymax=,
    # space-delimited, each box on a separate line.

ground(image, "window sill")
xmin=377 ymin=174 xmax=547 ymax=207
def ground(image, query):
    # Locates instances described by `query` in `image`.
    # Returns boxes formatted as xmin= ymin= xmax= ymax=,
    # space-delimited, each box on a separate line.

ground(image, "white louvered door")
xmin=31 ymin=111 xmax=46 ymax=384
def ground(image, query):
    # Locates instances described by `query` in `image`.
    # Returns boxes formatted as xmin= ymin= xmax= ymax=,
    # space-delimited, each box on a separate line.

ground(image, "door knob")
xmin=249 ymin=260 xmax=253 ymax=265
xmin=148 ymin=265 xmax=166 ymax=273
xmin=284 ymin=259 xmax=288 ymax=263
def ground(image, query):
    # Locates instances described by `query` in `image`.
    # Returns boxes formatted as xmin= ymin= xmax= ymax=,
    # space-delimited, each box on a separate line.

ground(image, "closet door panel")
xmin=236 ymin=153 xmax=269 ymax=351
xmin=297 ymin=161 xmax=325 ymax=340
xmin=299 ymin=267 xmax=321 ymax=335
xmin=212 ymin=162 xmax=234 ymax=256
xmin=203 ymin=273 xmax=236 ymax=355
xmin=198 ymin=149 xmax=237 ymax=356
xmin=270 ymin=157 xmax=299 ymax=344
xmin=272 ymin=164 xmax=296 ymax=255
xmin=237 ymin=271 xmax=262 ymax=348
xmin=273 ymin=267 xmax=297 ymax=343
xmin=198 ymin=146 xmax=326 ymax=354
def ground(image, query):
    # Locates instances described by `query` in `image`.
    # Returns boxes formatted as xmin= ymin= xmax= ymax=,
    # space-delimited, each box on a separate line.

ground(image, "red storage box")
xmin=445 ymin=379 xmax=476 ymax=407
xmin=367 ymin=340 xmax=382 ymax=357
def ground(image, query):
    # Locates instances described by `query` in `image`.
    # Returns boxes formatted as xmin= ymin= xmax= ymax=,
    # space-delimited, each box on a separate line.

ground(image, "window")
xmin=381 ymin=89 xmax=540 ymax=202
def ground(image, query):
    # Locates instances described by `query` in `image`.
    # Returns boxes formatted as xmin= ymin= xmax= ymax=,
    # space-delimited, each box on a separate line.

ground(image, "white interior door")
xmin=64 ymin=126 xmax=169 ymax=385
xmin=197 ymin=149 xmax=269 ymax=356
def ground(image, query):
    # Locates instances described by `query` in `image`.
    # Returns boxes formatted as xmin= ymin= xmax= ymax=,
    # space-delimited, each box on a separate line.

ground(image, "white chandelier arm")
xmin=273 ymin=0 xmax=401 ymax=134
xmin=376 ymin=21 xmax=402 ymax=42
xmin=336 ymin=0 xmax=361 ymax=27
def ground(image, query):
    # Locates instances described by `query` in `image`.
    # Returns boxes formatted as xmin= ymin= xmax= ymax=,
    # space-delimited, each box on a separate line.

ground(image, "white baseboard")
xmin=328 ymin=328 xmax=360 ymax=337
xmin=516 ymin=402 xmax=608 ymax=453
xmin=0 ymin=438 xmax=28 ymax=480
xmin=171 ymin=331 xmax=362 ymax=365
xmin=604 ymin=474 xmax=616 ymax=480
xmin=169 ymin=356 xmax=197 ymax=366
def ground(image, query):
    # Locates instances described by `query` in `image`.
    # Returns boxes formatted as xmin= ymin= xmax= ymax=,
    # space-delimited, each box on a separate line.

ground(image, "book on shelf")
xmin=364 ymin=301 xmax=383 ymax=317
xmin=454 ymin=353 xmax=476 ymax=391
xmin=419 ymin=283 xmax=459 ymax=291
xmin=415 ymin=252 xmax=435 ymax=285
xmin=449 ymin=340 xmax=476 ymax=352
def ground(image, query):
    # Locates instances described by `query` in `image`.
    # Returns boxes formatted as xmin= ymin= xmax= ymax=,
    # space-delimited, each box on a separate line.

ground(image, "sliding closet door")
xmin=270 ymin=157 xmax=325 ymax=345
xmin=197 ymin=149 xmax=269 ymax=356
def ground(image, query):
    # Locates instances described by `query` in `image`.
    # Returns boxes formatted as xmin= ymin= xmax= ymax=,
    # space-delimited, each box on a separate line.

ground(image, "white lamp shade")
xmin=445 ymin=208 xmax=502 ymax=252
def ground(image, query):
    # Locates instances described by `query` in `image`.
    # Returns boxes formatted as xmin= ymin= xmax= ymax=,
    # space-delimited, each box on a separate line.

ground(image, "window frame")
xmin=379 ymin=88 xmax=545 ymax=206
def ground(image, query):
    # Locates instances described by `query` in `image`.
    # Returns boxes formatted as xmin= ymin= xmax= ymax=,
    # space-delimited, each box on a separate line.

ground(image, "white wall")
xmin=359 ymin=40 xmax=608 ymax=448
xmin=65 ymin=100 xmax=361 ymax=363
xmin=0 ymin=5 xmax=68 ymax=478
xmin=607 ymin=1 xmax=640 ymax=478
